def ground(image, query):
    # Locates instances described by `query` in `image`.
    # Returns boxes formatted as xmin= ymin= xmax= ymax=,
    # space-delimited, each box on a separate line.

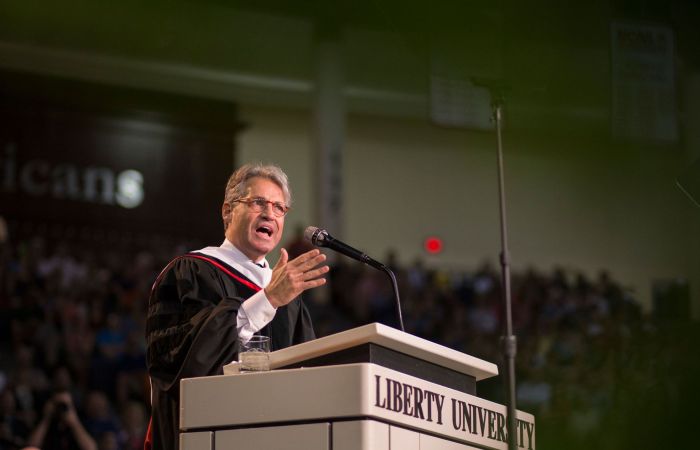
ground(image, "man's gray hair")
xmin=223 ymin=162 xmax=291 ymax=230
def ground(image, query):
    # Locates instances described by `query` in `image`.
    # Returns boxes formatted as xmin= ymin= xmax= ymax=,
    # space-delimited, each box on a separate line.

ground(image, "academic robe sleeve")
xmin=146 ymin=256 xmax=244 ymax=393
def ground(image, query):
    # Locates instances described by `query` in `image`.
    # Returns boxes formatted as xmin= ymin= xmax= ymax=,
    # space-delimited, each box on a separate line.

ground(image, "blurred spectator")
xmin=118 ymin=401 xmax=146 ymax=450
xmin=114 ymin=331 xmax=147 ymax=409
xmin=36 ymin=243 xmax=87 ymax=291
xmin=96 ymin=430 xmax=119 ymax=450
xmin=7 ymin=346 xmax=48 ymax=428
xmin=89 ymin=313 xmax=126 ymax=398
xmin=0 ymin=387 xmax=30 ymax=449
xmin=26 ymin=391 xmax=96 ymax=450
xmin=82 ymin=391 xmax=121 ymax=445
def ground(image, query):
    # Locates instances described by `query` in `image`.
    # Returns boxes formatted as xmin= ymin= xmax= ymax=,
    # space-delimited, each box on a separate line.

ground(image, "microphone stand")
xmin=492 ymin=93 xmax=518 ymax=450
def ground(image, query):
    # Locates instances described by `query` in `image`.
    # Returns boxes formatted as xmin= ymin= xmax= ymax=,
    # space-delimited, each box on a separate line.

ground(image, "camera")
xmin=55 ymin=400 xmax=69 ymax=414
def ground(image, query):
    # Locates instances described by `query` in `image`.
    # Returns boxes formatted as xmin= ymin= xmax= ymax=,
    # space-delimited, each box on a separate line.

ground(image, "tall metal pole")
xmin=493 ymin=101 xmax=518 ymax=450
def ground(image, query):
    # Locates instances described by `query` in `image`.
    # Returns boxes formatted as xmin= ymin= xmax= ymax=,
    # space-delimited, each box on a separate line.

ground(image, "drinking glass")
xmin=238 ymin=335 xmax=270 ymax=372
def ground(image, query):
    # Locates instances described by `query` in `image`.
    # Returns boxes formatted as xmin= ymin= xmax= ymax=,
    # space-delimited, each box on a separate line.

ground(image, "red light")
xmin=424 ymin=236 xmax=443 ymax=254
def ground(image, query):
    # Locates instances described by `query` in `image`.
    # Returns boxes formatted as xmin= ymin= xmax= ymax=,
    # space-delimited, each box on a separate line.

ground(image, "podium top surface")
xmin=268 ymin=323 xmax=498 ymax=381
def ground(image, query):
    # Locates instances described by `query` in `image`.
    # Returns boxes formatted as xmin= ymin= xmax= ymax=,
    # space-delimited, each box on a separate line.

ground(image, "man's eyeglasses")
xmin=233 ymin=197 xmax=290 ymax=217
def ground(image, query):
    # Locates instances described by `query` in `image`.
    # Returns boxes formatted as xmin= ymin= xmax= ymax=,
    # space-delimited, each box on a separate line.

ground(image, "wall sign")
xmin=0 ymin=81 xmax=238 ymax=243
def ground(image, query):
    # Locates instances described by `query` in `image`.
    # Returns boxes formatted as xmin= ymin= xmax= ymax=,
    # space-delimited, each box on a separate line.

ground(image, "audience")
xmin=0 ymin=225 xmax=695 ymax=449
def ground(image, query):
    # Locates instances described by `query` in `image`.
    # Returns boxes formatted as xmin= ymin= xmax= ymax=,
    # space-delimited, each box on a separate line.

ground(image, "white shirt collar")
xmin=193 ymin=239 xmax=272 ymax=288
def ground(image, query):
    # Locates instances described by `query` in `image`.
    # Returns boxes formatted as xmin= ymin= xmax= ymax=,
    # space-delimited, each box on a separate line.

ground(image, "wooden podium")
xmin=179 ymin=323 xmax=536 ymax=450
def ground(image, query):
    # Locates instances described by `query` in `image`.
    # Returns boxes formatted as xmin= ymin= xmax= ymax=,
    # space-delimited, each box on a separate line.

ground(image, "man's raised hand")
xmin=264 ymin=248 xmax=329 ymax=308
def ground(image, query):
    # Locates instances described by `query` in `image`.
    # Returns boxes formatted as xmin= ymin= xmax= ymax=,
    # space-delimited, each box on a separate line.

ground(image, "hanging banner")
xmin=611 ymin=22 xmax=678 ymax=142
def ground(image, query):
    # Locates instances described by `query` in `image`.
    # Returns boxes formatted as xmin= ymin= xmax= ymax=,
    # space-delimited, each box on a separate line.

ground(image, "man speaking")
xmin=145 ymin=163 xmax=329 ymax=450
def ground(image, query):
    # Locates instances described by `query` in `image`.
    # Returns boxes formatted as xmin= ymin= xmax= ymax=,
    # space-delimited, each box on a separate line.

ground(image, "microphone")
xmin=304 ymin=226 xmax=384 ymax=270
xmin=304 ymin=226 xmax=405 ymax=331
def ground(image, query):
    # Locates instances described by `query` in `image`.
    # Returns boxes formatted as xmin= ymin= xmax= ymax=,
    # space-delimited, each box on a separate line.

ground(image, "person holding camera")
xmin=26 ymin=392 xmax=96 ymax=450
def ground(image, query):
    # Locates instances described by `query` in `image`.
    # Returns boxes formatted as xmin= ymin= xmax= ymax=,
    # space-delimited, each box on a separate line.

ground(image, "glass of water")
xmin=238 ymin=335 xmax=271 ymax=372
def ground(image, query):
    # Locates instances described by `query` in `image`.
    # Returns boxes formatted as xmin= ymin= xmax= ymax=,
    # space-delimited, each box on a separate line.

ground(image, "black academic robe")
xmin=144 ymin=252 xmax=315 ymax=450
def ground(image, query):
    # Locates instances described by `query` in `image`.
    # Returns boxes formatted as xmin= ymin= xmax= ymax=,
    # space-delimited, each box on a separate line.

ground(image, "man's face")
xmin=224 ymin=177 xmax=286 ymax=262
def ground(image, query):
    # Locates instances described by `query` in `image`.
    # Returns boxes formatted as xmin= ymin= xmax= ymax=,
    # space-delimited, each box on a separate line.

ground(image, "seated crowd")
xmin=0 ymin=228 xmax=691 ymax=450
